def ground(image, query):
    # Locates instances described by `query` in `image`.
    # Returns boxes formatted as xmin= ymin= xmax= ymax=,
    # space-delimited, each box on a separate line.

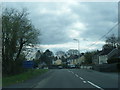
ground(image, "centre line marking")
xmin=83 ymin=81 xmax=87 ymax=83
xmin=79 ymin=77 xmax=84 ymax=80
xmin=75 ymin=74 xmax=79 ymax=77
xmin=71 ymin=72 xmax=74 ymax=74
xmin=87 ymin=81 xmax=104 ymax=90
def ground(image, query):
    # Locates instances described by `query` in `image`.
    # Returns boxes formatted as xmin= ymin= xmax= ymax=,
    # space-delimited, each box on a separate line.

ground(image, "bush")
xmin=107 ymin=58 xmax=120 ymax=64
xmin=117 ymin=63 xmax=120 ymax=71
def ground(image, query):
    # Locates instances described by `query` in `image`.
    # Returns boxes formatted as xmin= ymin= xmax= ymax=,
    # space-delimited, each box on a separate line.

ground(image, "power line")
xmin=81 ymin=22 xmax=119 ymax=52
xmin=89 ymin=22 xmax=119 ymax=47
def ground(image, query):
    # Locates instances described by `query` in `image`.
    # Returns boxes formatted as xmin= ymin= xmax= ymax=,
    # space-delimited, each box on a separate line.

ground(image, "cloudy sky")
xmin=3 ymin=1 xmax=118 ymax=54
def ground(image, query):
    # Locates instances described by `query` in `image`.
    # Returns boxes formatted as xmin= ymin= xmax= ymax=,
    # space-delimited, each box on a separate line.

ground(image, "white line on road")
xmin=87 ymin=81 xmax=104 ymax=90
xmin=68 ymin=70 xmax=71 ymax=73
xmin=71 ymin=72 xmax=74 ymax=74
xmin=83 ymin=81 xmax=87 ymax=83
xmin=79 ymin=77 xmax=84 ymax=80
xmin=68 ymin=71 xmax=71 ymax=72
xmin=75 ymin=74 xmax=79 ymax=77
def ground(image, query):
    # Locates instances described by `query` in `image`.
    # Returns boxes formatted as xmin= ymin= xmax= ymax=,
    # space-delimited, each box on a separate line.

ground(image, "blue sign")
xmin=23 ymin=61 xmax=34 ymax=68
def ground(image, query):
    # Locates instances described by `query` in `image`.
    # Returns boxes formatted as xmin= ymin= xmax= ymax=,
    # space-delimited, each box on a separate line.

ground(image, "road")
xmin=3 ymin=69 xmax=119 ymax=89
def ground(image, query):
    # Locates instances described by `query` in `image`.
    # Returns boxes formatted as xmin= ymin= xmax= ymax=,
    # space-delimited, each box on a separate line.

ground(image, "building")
xmin=92 ymin=48 xmax=119 ymax=64
xmin=69 ymin=55 xmax=85 ymax=65
xmin=54 ymin=59 xmax=62 ymax=65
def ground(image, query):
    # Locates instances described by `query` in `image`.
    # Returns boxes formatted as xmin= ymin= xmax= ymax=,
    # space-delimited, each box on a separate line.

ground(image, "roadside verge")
xmin=2 ymin=69 xmax=49 ymax=87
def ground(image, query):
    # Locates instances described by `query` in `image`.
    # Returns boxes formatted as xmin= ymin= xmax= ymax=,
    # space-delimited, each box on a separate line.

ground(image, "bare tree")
xmin=2 ymin=8 xmax=40 ymax=75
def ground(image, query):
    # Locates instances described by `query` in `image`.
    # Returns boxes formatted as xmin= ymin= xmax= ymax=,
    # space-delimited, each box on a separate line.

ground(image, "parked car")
xmin=43 ymin=67 xmax=48 ymax=69
xmin=58 ymin=66 xmax=63 ymax=69
xmin=68 ymin=64 xmax=76 ymax=69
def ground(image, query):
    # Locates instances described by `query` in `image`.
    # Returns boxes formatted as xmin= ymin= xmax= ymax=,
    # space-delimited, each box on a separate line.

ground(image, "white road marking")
xmin=75 ymin=74 xmax=79 ymax=77
xmin=68 ymin=71 xmax=104 ymax=90
xmin=68 ymin=70 xmax=71 ymax=73
xmin=87 ymin=81 xmax=104 ymax=90
xmin=68 ymin=71 xmax=71 ymax=72
xmin=79 ymin=77 xmax=84 ymax=80
xmin=71 ymin=72 xmax=74 ymax=74
xmin=83 ymin=81 xmax=87 ymax=83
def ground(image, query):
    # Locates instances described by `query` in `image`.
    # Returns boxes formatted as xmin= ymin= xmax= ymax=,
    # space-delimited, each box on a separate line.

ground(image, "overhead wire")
xmin=83 ymin=22 xmax=119 ymax=52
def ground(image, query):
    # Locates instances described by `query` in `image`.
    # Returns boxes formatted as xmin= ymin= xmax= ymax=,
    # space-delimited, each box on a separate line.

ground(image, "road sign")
xmin=23 ymin=61 xmax=34 ymax=68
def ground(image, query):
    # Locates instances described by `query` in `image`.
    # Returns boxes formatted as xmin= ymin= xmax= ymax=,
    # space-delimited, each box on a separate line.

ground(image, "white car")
xmin=68 ymin=64 xmax=76 ymax=68
xmin=43 ymin=67 xmax=48 ymax=69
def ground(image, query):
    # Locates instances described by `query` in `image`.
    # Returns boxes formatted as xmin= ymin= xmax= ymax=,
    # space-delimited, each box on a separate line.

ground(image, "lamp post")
xmin=73 ymin=39 xmax=80 ymax=54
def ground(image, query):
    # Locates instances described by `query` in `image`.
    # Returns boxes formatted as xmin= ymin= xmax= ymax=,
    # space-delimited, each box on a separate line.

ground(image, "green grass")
xmin=0 ymin=78 xmax=2 ymax=87
xmin=2 ymin=69 xmax=49 ymax=87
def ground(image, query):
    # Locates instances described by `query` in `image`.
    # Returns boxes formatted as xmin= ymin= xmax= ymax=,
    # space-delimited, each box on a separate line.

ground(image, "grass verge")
xmin=2 ymin=69 xmax=49 ymax=87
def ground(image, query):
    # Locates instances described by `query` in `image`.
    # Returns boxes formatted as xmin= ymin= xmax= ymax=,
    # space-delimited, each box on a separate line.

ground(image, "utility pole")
xmin=118 ymin=2 xmax=120 ymax=47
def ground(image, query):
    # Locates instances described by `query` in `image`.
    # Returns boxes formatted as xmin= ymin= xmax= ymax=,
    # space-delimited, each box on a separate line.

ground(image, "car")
xmin=43 ymin=67 xmax=48 ymax=69
xmin=58 ymin=66 xmax=63 ymax=69
xmin=68 ymin=64 xmax=76 ymax=69
xmin=70 ymin=65 xmax=76 ymax=68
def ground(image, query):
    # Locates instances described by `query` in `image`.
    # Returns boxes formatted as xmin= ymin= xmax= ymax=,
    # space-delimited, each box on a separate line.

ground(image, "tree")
xmin=67 ymin=49 xmax=79 ymax=56
xmin=84 ymin=51 xmax=96 ymax=64
xmin=61 ymin=56 xmax=66 ymax=62
xmin=35 ymin=50 xmax=41 ymax=60
xmin=40 ymin=49 xmax=54 ymax=66
xmin=2 ymin=8 xmax=39 ymax=75
xmin=105 ymin=34 xmax=118 ymax=48
xmin=107 ymin=57 xmax=120 ymax=64
xmin=102 ymin=44 xmax=113 ymax=50
xmin=34 ymin=50 xmax=41 ymax=68
xmin=56 ymin=51 xmax=65 ymax=57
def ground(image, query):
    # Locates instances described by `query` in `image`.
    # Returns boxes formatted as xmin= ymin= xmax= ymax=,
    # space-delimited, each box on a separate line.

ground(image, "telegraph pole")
xmin=118 ymin=1 xmax=120 ymax=47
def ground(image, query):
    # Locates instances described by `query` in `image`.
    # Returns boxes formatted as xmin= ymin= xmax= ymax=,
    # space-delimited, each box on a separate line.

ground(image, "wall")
xmin=92 ymin=63 xmax=118 ymax=72
xmin=99 ymin=55 xmax=108 ymax=64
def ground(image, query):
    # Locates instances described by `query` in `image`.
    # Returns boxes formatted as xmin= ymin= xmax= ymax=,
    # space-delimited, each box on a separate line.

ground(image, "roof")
xmin=94 ymin=51 xmax=102 ymax=55
xmin=100 ymin=49 xmax=113 ymax=55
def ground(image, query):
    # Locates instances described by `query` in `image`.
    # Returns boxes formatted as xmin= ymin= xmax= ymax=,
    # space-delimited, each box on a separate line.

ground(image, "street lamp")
xmin=73 ymin=39 xmax=80 ymax=54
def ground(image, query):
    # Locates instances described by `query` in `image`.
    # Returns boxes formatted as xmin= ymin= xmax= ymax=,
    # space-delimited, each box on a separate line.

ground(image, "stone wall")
xmin=92 ymin=63 xmax=118 ymax=72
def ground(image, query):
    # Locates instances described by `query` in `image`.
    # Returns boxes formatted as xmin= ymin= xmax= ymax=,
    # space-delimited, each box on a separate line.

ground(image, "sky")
xmin=3 ymin=1 xmax=118 ymax=56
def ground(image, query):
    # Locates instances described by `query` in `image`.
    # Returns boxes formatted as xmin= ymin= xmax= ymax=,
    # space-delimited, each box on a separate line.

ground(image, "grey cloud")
xmin=4 ymin=2 xmax=118 ymax=46
xmin=69 ymin=2 xmax=118 ymax=41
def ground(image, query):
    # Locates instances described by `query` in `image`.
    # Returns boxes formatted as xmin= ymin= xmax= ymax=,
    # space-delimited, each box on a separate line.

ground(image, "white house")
xmin=93 ymin=48 xmax=118 ymax=64
xmin=99 ymin=55 xmax=108 ymax=64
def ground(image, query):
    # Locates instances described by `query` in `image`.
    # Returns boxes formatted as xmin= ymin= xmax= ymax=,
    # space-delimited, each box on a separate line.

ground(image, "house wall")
xmin=99 ymin=55 xmax=108 ymax=64
xmin=54 ymin=59 xmax=62 ymax=65
xmin=75 ymin=56 xmax=85 ymax=65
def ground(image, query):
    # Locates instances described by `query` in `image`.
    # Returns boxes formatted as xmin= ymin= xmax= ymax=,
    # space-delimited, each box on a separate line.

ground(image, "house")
xmin=76 ymin=55 xmax=85 ymax=65
xmin=99 ymin=48 xmax=118 ymax=64
xmin=93 ymin=48 xmax=119 ymax=64
xmin=54 ymin=59 xmax=62 ymax=65
xmin=92 ymin=51 xmax=102 ymax=64
xmin=69 ymin=55 xmax=85 ymax=65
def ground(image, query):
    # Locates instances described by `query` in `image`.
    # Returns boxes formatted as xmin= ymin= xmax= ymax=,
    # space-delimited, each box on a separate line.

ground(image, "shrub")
xmin=107 ymin=58 xmax=120 ymax=64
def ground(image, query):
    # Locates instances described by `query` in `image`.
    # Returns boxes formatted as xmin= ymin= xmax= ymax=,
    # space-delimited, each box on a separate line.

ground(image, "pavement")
xmin=2 ymin=69 xmax=120 ymax=89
